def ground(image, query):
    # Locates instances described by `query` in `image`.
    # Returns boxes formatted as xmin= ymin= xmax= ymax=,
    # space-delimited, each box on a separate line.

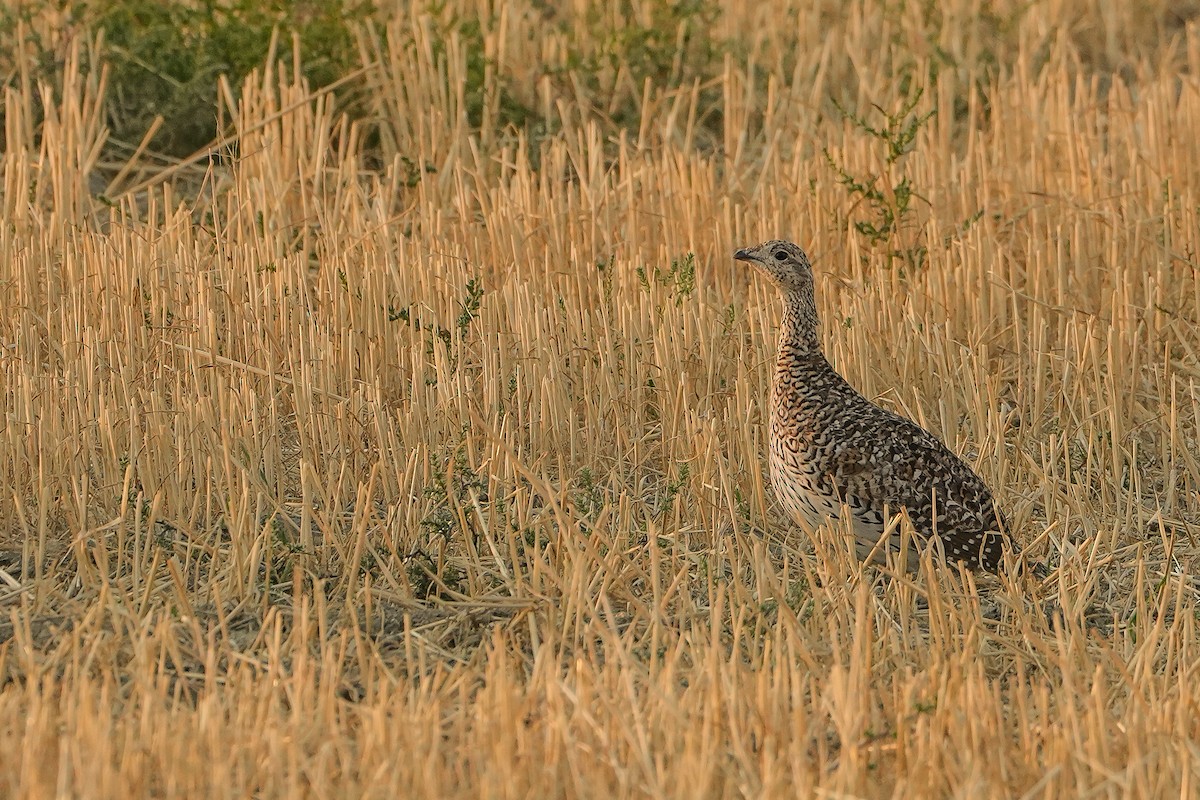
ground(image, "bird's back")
xmin=769 ymin=347 xmax=1009 ymax=571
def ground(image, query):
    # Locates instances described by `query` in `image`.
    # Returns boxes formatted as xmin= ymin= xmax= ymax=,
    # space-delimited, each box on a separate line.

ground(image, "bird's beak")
xmin=733 ymin=248 xmax=755 ymax=263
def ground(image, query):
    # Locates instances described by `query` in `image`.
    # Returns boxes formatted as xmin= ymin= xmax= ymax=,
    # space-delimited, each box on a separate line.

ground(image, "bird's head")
xmin=733 ymin=240 xmax=813 ymax=294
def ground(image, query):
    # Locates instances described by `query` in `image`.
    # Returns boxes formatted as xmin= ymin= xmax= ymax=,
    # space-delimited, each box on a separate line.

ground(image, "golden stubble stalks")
xmin=0 ymin=2 xmax=1197 ymax=797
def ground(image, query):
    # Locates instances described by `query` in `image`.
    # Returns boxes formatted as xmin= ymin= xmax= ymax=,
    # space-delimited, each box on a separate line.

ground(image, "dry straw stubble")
xmin=0 ymin=0 xmax=1198 ymax=797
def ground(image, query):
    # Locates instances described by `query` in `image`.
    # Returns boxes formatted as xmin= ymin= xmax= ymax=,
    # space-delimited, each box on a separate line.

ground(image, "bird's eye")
xmin=773 ymin=250 xmax=787 ymax=261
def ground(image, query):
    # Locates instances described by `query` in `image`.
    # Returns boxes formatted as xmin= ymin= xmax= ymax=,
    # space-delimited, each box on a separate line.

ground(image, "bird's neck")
xmin=777 ymin=288 xmax=821 ymax=357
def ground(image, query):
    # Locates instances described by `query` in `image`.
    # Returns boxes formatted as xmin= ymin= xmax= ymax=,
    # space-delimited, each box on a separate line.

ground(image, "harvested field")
xmin=0 ymin=1 xmax=1198 ymax=796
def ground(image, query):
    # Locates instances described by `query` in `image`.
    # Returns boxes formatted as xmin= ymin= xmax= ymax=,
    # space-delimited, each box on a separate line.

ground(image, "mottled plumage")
xmin=735 ymin=240 xmax=1013 ymax=572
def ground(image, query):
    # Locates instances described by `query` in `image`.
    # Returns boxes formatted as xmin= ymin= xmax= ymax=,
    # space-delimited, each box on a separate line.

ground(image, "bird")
xmin=734 ymin=239 xmax=1014 ymax=572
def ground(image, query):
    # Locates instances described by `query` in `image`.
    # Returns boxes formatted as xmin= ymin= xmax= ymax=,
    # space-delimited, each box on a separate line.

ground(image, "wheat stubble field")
xmin=0 ymin=0 xmax=1198 ymax=797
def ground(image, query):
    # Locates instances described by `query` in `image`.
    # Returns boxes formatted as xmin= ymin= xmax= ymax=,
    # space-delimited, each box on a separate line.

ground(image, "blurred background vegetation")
xmin=1 ymin=0 xmax=1197 ymax=267
xmin=1 ymin=0 xmax=736 ymax=161
xmin=5 ymin=0 xmax=1196 ymax=167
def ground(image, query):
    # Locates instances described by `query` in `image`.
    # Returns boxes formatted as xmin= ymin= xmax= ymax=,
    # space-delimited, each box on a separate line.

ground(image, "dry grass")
xmin=1 ymin=1 xmax=1199 ymax=797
